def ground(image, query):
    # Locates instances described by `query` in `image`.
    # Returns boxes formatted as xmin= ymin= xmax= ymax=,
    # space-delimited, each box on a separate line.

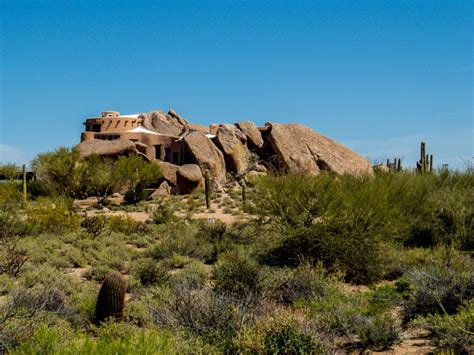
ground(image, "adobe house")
xmin=80 ymin=111 xmax=188 ymax=164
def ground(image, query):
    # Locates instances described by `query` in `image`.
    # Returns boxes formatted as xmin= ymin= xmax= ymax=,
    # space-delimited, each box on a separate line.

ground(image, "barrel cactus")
xmin=95 ymin=271 xmax=127 ymax=324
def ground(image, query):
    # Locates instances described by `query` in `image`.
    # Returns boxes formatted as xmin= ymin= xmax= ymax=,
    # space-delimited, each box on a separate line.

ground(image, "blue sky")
xmin=1 ymin=0 xmax=472 ymax=169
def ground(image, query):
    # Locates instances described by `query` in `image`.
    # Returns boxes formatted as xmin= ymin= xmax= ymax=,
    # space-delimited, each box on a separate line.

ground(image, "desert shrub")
xmin=31 ymin=146 xmax=86 ymax=199
xmin=126 ymin=298 xmax=155 ymax=327
xmin=82 ymin=155 xmax=115 ymax=204
xmin=234 ymin=310 xmax=327 ymax=354
xmin=162 ymin=254 xmax=194 ymax=269
xmin=133 ymin=258 xmax=169 ymax=286
xmin=415 ymin=300 xmax=474 ymax=352
xmin=213 ymin=249 xmax=261 ymax=297
xmin=151 ymin=284 xmax=258 ymax=349
xmin=0 ymin=181 xmax=23 ymax=209
xmin=26 ymin=197 xmax=80 ymax=235
xmin=261 ymin=225 xmax=384 ymax=284
xmin=308 ymin=285 xmax=400 ymax=350
xmin=150 ymin=198 xmax=177 ymax=224
xmin=113 ymin=155 xmax=162 ymax=205
xmin=84 ymin=265 xmax=113 ymax=282
xmin=10 ymin=321 xmax=214 ymax=354
xmin=250 ymin=173 xmax=335 ymax=227
xmin=107 ymin=215 xmax=149 ymax=235
xmin=169 ymin=260 xmax=209 ymax=290
xmin=260 ymin=263 xmax=330 ymax=305
xmin=81 ymin=215 xmax=108 ymax=237
xmin=0 ymin=207 xmax=30 ymax=277
xmin=148 ymin=222 xmax=214 ymax=262
xmin=402 ymin=252 xmax=474 ymax=321
xmin=356 ymin=314 xmax=400 ymax=350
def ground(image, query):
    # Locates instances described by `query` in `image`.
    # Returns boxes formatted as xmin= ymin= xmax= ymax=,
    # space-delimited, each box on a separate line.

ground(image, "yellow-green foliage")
xmin=26 ymin=197 xmax=80 ymax=235
xmin=234 ymin=310 xmax=326 ymax=354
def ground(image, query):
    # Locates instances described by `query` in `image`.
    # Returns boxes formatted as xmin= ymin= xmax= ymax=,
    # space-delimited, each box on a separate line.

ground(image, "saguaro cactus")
xmin=241 ymin=182 xmax=247 ymax=213
xmin=204 ymin=170 xmax=211 ymax=209
xmin=95 ymin=271 xmax=127 ymax=324
xmin=22 ymin=164 xmax=27 ymax=204
xmin=417 ymin=142 xmax=434 ymax=173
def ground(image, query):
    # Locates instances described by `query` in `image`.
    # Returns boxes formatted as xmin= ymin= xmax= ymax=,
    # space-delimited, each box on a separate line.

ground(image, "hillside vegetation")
xmin=0 ymin=154 xmax=473 ymax=353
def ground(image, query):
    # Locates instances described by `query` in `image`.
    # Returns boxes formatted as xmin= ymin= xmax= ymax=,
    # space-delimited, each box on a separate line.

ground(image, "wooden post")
xmin=204 ymin=170 xmax=210 ymax=210
xmin=22 ymin=164 xmax=27 ymax=204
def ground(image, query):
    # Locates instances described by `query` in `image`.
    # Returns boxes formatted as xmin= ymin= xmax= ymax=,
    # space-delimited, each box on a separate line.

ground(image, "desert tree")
xmin=113 ymin=154 xmax=162 ymax=204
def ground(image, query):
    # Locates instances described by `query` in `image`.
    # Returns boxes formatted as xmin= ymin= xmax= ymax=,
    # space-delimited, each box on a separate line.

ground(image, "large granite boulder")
xmin=265 ymin=123 xmax=373 ymax=176
xmin=219 ymin=124 xmax=247 ymax=143
xmin=177 ymin=164 xmax=203 ymax=194
xmin=182 ymin=123 xmax=210 ymax=134
xmin=140 ymin=109 xmax=188 ymax=136
xmin=149 ymin=181 xmax=171 ymax=199
xmin=155 ymin=161 xmax=179 ymax=187
xmin=236 ymin=121 xmax=264 ymax=148
xmin=215 ymin=125 xmax=251 ymax=175
xmin=77 ymin=140 xmax=148 ymax=160
xmin=183 ymin=131 xmax=226 ymax=184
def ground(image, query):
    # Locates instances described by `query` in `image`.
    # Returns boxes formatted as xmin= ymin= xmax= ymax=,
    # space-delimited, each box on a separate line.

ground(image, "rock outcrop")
xmin=77 ymin=140 xmax=148 ymax=160
xmin=264 ymin=123 xmax=373 ymax=176
xmin=236 ymin=121 xmax=264 ymax=148
xmin=140 ymin=110 xmax=189 ymax=136
xmin=215 ymin=125 xmax=252 ymax=176
xmin=183 ymin=131 xmax=227 ymax=184
xmin=79 ymin=107 xmax=374 ymax=195
xmin=177 ymin=164 xmax=203 ymax=194
xmin=155 ymin=161 xmax=179 ymax=187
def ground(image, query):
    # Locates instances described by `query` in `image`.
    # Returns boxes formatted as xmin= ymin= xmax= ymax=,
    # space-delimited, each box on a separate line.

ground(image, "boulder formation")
xmin=182 ymin=131 xmax=227 ymax=185
xmin=177 ymin=164 xmax=203 ymax=194
xmin=77 ymin=140 xmax=148 ymax=160
xmin=214 ymin=125 xmax=252 ymax=176
xmin=236 ymin=121 xmax=264 ymax=148
xmin=264 ymin=123 xmax=373 ymax=176
xmin=140 ymin=109 xmax=189 ymax=136
xmin=79 ymin=108 xmax=374 ymax=194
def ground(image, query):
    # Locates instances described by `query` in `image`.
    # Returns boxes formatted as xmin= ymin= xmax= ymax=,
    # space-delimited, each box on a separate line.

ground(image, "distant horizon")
xmin=1 ymin=0 xmax=472 ymax=169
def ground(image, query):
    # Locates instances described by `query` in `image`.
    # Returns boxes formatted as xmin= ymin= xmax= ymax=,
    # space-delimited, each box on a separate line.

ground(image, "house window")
xmin=92 ymin=124 xmax=101 ymax=132
xmin=165 ymin=148 xmax=171 ymax=162
xmin=154 ymin=145 xmax=162 ymax=160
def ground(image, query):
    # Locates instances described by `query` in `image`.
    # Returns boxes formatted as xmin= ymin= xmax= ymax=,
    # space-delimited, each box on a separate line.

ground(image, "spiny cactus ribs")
xmin=95 ymin=271 xmax=127 ymax=324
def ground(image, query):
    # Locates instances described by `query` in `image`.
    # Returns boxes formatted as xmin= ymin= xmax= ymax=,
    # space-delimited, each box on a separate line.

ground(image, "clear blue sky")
xmin=1 ymin=0 xmax=472 ymax=169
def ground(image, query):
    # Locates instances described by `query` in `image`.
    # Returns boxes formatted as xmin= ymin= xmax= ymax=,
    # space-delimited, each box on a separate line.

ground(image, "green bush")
xmin=26 ymin=197 xmax=80 ymax=235
xmin=84 ymin=265 xmax=113 ymax=282
xmin=234 ymin=310 xmax=326 ymax=354
xmin=151 ymin=283 xmax=259 ymax=349
xmin=10 ymin=321 xmax=215 ymax=354
xmin=415 ymin=300 xmax=474 ymax=352
xmin=169 ymin=260 xmax=209 ymax=290
xmin=81 ymin=215 xmax=108 ymax=237
xmin=133 ymin=258 xmax=169 ymax=286
xmin=356 ymin=314 xmax=400 ymax=350
xmin=150 ymin=198 xmax=177 ymax=224
xmin=213 ymin=249 xmax=261 ymax=297
xmin=148 ymin=222 xmax=214 ymax=262
xmin=107 ymin=215 xmax=148 ymax=235
xmin=260 ymin=263 xmax=330 ymax=305
xmin=31 ymin=146 xmax=86 ymax=199
xmin=402 ymin=252 xmax=473 ymax=321
xmin=261 ymin=225 xmax=384 ymax=284
xmin=113 ymin=155 xmax=162 ymax=205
